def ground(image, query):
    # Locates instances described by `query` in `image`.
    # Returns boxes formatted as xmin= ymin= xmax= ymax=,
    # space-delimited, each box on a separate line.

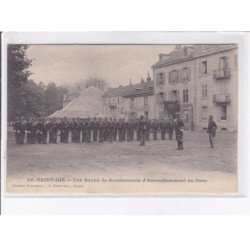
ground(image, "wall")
xmin=153 ymin=48 xmax=238 ymax=132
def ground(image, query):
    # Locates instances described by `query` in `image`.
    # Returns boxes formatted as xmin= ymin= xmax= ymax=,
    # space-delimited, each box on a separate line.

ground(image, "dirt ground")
xmin=5 ymin=130 xmax=238 ymax=196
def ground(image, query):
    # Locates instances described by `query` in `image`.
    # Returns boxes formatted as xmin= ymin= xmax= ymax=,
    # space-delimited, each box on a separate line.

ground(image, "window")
xmin=130 ymin=98 xmax=134 ymax=108
xmin=156 ymin=72 xmax=165 ymax=85
xmin=118 ymin=98 xmax=120 ymax=104
xmin=182 ymin=67 xmax=190 ymax=81
xmin=200 ymin=61 xmax=208 ymax=75
xmin=202 ymin=45 xmax=209 ymax=52
xmin=219 ymin=56 xmax=228 ymax=69
xmin=221 ymin=105 xmax=227 ymax=120
xmin=157 ymin=92 xmax=165 ymax=105
xmin=169 ymin=70 xmax=178 ymax=83
xmin=202 ymin=84 xmax=208 ymax=98
xmin=201 ymin=106 xmax=208 ymax=120
xmin=183 ymin=89 xmax=188 ymax=103
xmin=144 ymin=96 xmax=148 ymax=106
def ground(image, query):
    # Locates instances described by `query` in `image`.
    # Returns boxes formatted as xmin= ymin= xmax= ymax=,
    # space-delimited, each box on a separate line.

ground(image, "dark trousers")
xmin=113 ymin=130 xmax=117 ymax=141
xmin=60 ymin=131 xmax=64 ymax=143
xmin=140 ymin=131 xmax=145 ymax=146
xmin=99 ymin=130 xmax=104 ymax=142
xmin=49 ymin=130 xmax=54 ymax=143
xmin=209 ymin=134 xmax=214 ymax=148
xmin=136 ymin=130 xmax=140 ymax=141
xmin=153 ymin=130 xmax=157 ymax=140
xmin=161 ymin=130 xmax=166 ymax=140
xmin=86 ymin=130 xmax=91 ymax=142
xmin=93 ymin=129 xmax=98 ymax=141
xmin=15 ymin=131 xmax=25 ymax=144
xmin=168 ymin=131 xmax=173 ymax=140
xmin=118 ymin=130 xmax=123 ymax=142
xmin=82 ymin=130 xmax=86 ymax=142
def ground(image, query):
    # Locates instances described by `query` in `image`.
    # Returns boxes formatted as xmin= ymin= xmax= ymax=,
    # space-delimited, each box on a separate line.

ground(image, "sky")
xmin=26 ymin=44 xmax=175 ymax=88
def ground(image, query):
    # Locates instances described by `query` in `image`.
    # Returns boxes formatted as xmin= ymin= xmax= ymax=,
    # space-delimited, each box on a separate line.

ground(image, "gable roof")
xmin=102 ymin=84 xmax=135 ymax=98
xmin=123 ymin=81 xmax=154 ymax=98
xmin=152 ymin=44 xmax=237 ymax=69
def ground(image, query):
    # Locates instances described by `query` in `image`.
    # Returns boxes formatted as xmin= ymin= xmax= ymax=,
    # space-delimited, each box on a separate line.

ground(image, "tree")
xmin=23 ymin=80 xmax=45 ymax=117
xmin=44 ymin=82 xmax=68 ymax=116
xmin=84 ymin=77 xmax=110 ymax=91
xmin=7 ymin=45 xmax=33 ymax=121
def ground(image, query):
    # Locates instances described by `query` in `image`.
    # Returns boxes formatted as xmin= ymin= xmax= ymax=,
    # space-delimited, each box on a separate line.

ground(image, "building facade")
xmin=102 ymin=84 xmax=135 ymax=118
xmin=123 ymin=80 xmax=154 ymax=119
xmin=152 ymin=44 xmax=238 ymax=132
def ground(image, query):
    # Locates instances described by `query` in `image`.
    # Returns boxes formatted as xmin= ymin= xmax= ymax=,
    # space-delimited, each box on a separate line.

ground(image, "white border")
xmin=1 ymin=32 xmax=249 ymax=214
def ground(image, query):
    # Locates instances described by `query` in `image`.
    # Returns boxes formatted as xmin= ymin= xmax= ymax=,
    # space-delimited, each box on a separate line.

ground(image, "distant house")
xmin=123 ymin=76 xmax=154 ymax=119
xmin=102 ymin=84 xmax=134 ymax=118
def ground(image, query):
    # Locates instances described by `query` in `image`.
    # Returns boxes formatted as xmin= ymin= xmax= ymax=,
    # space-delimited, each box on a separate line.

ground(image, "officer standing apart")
xmin=138 ymin=115 xmax=146 ymax=146
xmin=174 ymin=113 xmax=184 ymax=150
xmin=207 ymin=115 xmax=217 ymax=148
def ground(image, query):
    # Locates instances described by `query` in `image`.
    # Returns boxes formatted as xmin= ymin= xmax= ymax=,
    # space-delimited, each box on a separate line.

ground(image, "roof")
xmin=102 ymin=84 xmax=135 ymax=98
xmin=49 ymin=87 xmax=104 ymax=118
xmin=152 ymin=44 xmax=237 ymax=69
xmin=123 ymin=81 xmax=154 ymax=98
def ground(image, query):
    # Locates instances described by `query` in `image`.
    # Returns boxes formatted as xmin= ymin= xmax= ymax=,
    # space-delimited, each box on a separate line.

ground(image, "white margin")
xmin=1 ymin=32 xmax=249 ymax=214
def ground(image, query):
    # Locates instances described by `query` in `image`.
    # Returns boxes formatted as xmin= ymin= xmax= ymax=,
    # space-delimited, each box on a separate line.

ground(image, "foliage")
xmin=7 ymin=45 xmax=68 ymax=120
xmin=84 ymin=77 xmax=110 ymax=91
xmin=7 ymin=45 xmax=33 ymax=121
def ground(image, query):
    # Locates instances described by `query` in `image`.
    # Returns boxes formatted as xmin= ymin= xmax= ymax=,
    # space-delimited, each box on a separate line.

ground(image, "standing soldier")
xmin=26 ymin=118 xmax=34 ymax=144
xmin=92 ymin=117 xmax=98 ymax=141
xmin=145 ymin=117 xmax=151 ymax=141
xmin=207 ymin=115 xmax=217 ymax=148
xmin=13 ymin=116 xmax=25 ymax=144
xmin=121 ymin=118 xmax=126 ymax=141
xmin=58 ymin=118 xmax=64 ymax=143
xmin=109 ymin=118 xmax=114 ymax=142
xmin=138 ymin=115 xmax=146 ymax=146
xmin=98 ymin=118 xmax=104 ymax=142
xmin=47 ymin=118 xmax=54 ymax=143
xmin=117 ymin=118 xmax=123 ymax=142
xmin=126 ymin=119 xmax=131 ymax=141
xmin=64 ymin=117 xmax=70 ymax=143
xmin=131 ymin=118 xmax=136 ymax=141
xmin=151 ymin=119 xmax=158 ymax=140
xmin=51 ymin=118 xmax=59 ymax=143
xmin=70 ymin=118 xmax=77 ymax=143
xmin=160 ymin=119 xmax=167 ymax=140
xmin=136 ymin=118 xmax=140 ymax=141
xmin=75 ymin=117 xmax=81 ymax=143
xmin=167 ymin=118 xmax=174 ymax=140
xmin=113 ymin=118 xmax=118 ymax=141
xmin=102 ymin=117 xmax=108 ymax=141
xmin=174 ymin=113 xmax=184 ymax=150
xmin=42 ymin=118 xmax=48 ymax=144
xmin=86 ymin=117 xmax=91 ymax=143
xmin=81 ymin=118 xmax=87 ymax=142
xmin=35 ymin=118 xmax=44 ymax=144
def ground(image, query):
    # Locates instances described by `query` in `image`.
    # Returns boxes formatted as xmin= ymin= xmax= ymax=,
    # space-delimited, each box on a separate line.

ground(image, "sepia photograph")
xmin=4 ymin=41 xmax=238 ymax=196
